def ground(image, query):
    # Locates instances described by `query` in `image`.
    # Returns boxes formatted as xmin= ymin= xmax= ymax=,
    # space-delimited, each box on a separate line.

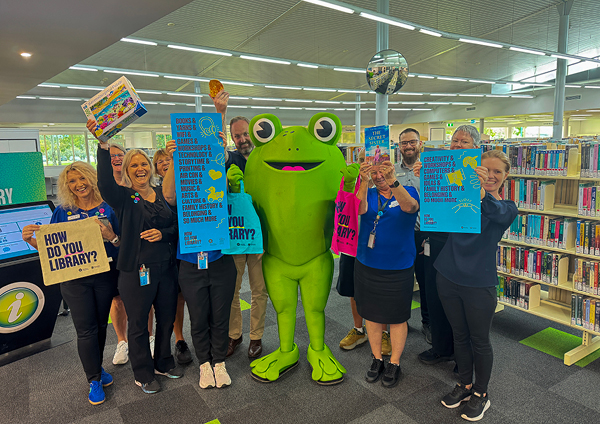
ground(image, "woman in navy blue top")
xmin=354 ymin=160 xmax=419 ymax=388
xmin=434 ymin=150 xmax=518 ymax=421
xmin=22 ymin=161 xmax=120 ymax=406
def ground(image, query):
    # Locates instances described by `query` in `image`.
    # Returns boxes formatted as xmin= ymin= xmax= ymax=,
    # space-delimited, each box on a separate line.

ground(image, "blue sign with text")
xmin=420 ymin=148 xmax=482 ymax=233
xmin=171 ymin=113 xmax=230 ymax=253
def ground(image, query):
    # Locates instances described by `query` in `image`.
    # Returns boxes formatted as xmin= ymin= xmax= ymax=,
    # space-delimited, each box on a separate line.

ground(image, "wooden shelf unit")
xmin=499 ymin=159 xmax=600 ymax=366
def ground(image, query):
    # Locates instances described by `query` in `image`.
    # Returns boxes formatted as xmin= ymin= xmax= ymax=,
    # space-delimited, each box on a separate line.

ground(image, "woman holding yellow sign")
xmin=21 ymin=161 xmax=120 ymax=406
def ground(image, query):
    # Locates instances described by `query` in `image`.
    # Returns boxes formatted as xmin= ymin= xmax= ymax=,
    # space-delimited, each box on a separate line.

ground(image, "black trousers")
xmin=423 ymin=235 xmax=454 ymax=356
xmin=414 ymin=231 xmax=428 ymax=326
xmin=118 ymin=260 xmax=178 ymax=384
xmin=178 ymin=255 xmax=237 ymax=366
xmin=437 ymin=273 xmax=497 ymax=394
xmin=60 ymin=265 xmax=118 ymax=383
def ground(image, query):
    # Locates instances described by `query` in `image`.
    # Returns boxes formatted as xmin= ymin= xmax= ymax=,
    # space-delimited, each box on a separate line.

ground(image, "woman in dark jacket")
xmin=89 ymin=120 xmax=182 ymax=394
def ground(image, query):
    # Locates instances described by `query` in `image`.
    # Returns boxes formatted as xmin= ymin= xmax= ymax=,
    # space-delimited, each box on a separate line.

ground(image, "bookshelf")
xmin=491 ymin=142 xmax=600 ymax=365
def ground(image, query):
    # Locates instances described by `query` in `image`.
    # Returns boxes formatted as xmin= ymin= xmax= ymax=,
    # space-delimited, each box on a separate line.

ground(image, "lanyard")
xmin=372 ymin=193 xmax=392 ymax=234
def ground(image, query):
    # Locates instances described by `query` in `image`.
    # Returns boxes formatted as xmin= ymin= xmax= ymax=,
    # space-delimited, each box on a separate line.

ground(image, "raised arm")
xmin=163 ymin=139 xmax=177 ymax=206
xmin=381 ymin=161 xmax=419 ymax=214
xmin=357 ymin=162 xmax=371 ymax=215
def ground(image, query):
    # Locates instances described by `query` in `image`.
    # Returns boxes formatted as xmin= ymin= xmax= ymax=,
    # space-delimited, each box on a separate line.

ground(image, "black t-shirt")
xmin=139 ymin=195 xmax=174 ymax=264
xmin=225 ymin=150 xmax=247 ymax=172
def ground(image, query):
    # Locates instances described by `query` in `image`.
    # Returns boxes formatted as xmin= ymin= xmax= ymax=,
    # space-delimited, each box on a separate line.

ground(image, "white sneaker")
xmin=199 ymin=361 xmax=215 ymax=389
xmin=213 ymin=362 xmax=231 ymax=388
xmin=113 ymin=341 xmax=129 ymax=365
xmin=149 ymin=336 xmax=155 ymax=359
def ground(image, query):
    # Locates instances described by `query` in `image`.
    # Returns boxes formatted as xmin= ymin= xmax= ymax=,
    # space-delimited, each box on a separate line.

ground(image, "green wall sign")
xmin=0 ymin=152 xmax=46 ymax=205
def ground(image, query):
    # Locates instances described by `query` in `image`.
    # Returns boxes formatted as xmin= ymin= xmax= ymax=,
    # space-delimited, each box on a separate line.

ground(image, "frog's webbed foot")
xmin=250 ymin=344 xmax=299 ymax=383
xmin=307 ymin=344 xmax=346 ymax=385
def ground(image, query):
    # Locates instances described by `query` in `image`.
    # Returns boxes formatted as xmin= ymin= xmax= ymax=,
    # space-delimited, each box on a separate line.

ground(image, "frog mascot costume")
xmin=227 ymin=112 xmax=359 ymax=385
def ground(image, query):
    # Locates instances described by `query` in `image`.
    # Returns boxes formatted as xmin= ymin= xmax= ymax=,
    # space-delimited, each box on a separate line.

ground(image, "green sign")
xmin=446 ymin=123 xmax=454 ymax=127
xmin=0 ymin=152 xmax=46 ymax=205
xmin=0 ymin=283 xmax=45 ymax=334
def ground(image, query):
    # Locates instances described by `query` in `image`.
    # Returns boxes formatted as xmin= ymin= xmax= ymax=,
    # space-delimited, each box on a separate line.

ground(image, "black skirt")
xmin=354 ymin=260 xmax=414 ymax=324
xmin=336 ymin=253 xmax=356 ymax=297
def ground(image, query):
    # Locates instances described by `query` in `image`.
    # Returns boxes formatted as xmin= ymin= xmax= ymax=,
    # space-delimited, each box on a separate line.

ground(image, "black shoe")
xmin=418 ymin=348 xmax=454 ymax=365
xmin=135 ymin=379 xmax=161 ymax=394
xmin=58 ymin=309 xmax=70 ymax=317
xmin=441 ymin=383 xmax=473 ymax=408
xmin=381 ymin=362 xmax=401 ymax=388
xmin=175 ymin=340 xmax=193 ymax=364
xmin=460 ymin=392 xmax=490 ymax=421
xmin=422 ymin=324 xmax=432 ymax=344
xmin=365 ymin=357 xmax=385 ymax=383
xmin=154 ymin=365 xmax=184 ymax=379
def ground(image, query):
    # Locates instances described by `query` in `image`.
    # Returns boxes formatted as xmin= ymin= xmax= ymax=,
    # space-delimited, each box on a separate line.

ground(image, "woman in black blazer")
xmin=90 ymin=121 xmax=182 ymax=394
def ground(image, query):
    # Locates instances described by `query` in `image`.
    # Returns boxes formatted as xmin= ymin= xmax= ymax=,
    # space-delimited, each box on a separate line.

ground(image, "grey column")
xmin=479 ymin=118 xmax=484 ymax=134
xmin=355 ymin=94 xmax=361 ymax=144
xmin=194 ymin=81 xmax=202 ymax=113
xmin=375 ymin=0 xmax=389 ymax=126
xmin=564 ymin=117 xmax=570 ymax=137
xmin=552 ymin=0 xmax=574 ymax=140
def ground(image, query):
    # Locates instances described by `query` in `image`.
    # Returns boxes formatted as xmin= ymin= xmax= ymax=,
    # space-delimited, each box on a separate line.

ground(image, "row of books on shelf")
xmin=497 ymin=275 xmax=536 ymax=310
xmin=578 ymin=183 xmax=600 ymax=217
xmin=574 ymin=258 xmax=600 ymax=294
xmin=580 ymin=142 xmax=600 ymax=178
xmin=571 ymin=295 xmax=600 ymax=331
xmin=505 ymin=214 xmax=575 ymax=250
xmin=576 ymin=220 xmax=600 ymax=256
xmin=497 ymin=244 xmax=566 ymax=285
xmin=502 ymin=178 xmax=553 ymax=210
xmin=481 ymin=143 xmax=578 ymax=176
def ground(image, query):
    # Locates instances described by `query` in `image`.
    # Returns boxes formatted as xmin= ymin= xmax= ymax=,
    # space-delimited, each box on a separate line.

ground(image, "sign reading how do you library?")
xmin=420 ymin=148 xmax=482 ymax=234
xmin=171 ymin=113 xmax=230 ymax=253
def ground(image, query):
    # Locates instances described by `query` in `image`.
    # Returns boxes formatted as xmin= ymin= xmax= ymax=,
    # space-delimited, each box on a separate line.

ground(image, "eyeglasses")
xmin=110 ymin=153 xmax=125 ymax=159
xmin=400 ymin=140 xmax=419 ymax=147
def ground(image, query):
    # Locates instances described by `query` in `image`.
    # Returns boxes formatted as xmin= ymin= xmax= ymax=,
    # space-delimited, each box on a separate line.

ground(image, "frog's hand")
xmin=307 ymin=344 xmax=346 ymax=385
xmin=250 ymin=344 xmax=299 ymax=383
xmin=340 ymin=163 xmax=360 ymax=193
xmin=226 ymin=164 xmax=244 ymax=193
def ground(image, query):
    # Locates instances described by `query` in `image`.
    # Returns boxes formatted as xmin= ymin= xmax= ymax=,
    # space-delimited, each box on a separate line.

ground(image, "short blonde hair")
xmin=120 ymin=149 xmax=156 ymax=188
xmin=152 ymin=148 xmax=169 ymax=175
xmin=482 ymin=150 xmax=510 ymax=173
xmin=57 ymin=161 xmax=103 ymax=211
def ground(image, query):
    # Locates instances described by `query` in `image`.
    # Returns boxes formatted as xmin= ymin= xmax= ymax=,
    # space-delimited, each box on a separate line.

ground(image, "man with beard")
xmin=212 ymin=92 xmax=268 ymax=359
xmin=394 ymin=128 xmax=430 ymax=345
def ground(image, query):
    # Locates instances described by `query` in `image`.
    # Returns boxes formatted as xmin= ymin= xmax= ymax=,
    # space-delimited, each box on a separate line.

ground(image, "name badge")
xmin=389 ymin=200 xmax=399 ymax=208
xmin=67 ymin=214 xmax=81 ymax=221
xmin=197 ymin=252 xmax=208 ymax=270
xmin=139 ymin=264 xmax=150 ymax=286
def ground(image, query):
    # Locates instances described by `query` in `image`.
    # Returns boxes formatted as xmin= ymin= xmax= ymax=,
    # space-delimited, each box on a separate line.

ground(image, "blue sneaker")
xmin=100 ymin=368 xmax=113 ymax=387
xmin=88 ymin=381 xmax=105 ymax=405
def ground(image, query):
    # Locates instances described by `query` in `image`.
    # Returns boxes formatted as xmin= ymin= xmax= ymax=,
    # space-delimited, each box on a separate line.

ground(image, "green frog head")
xmin=246 ymin=112 xmax=344 ymax=175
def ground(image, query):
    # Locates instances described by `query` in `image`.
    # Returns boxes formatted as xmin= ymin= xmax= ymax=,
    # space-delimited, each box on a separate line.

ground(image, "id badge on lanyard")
xmin=368 ymin=194 xmax=391 ymax=249
xmin=139 ymin=264 xmax=150 ymax=286
xmin=197 ymin=252 xmax=208 ymax=270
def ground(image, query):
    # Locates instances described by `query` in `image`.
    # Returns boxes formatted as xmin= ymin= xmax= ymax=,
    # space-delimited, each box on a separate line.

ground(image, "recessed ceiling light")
xmin=419 ymin=29 xmax=442 ymax=37
xmin=240 ymin=55 xmax=290 ymax=65
xmin=104 ymin=70 xmax=159 ymax=77
xmin=297 ymin=63 xmax=319 ymax=68
xmin=163 ymin=125 xmax=168 ymax=128
xmin=20 ymin=52 xmax=32 ymax=58
xmin=49 ymin=123 xmax=55 ymax=126
xmin=167 ymin=44 xmax=231 ymax=56
xmin=38 ymin=84 xmax=60 ymax=88
xmin=69 ymin=66 xmax=98 ymax=72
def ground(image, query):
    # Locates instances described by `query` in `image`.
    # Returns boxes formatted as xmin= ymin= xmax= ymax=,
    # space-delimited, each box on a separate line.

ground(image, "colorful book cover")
xmin=364 ymin=125 xmax=390 ymax=164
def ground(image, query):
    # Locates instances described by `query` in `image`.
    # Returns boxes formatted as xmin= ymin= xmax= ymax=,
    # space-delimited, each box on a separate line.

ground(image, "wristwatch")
xmin=389 ymin=180 xmax=400 ymax=188
xmin=110 ymin=235 xmax=120 ymax=244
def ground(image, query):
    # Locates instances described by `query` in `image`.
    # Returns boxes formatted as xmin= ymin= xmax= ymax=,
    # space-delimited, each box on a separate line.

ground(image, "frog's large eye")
xmin=308 ymin=113 xmax=342 ymax=145
xmin=249 ymin=114 xmax=282 ymax=146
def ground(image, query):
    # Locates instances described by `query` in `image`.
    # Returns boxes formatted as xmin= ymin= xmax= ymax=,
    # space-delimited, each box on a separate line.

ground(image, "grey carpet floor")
xmin=1 ymin=257 xmax=599 ymax=424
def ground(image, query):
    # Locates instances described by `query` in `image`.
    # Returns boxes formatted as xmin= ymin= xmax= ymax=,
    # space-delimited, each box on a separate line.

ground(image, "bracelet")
xmin=110 ymin=235 xmax=120 ymax=244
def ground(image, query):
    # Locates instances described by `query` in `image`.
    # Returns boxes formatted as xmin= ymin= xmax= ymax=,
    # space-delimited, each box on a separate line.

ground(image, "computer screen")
xmin=0 ymin=201 xmax=55 ymax=265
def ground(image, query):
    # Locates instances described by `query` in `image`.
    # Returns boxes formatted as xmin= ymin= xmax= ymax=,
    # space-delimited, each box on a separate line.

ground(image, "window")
xmin=155 ymin=133 xmax=172 ymax=149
